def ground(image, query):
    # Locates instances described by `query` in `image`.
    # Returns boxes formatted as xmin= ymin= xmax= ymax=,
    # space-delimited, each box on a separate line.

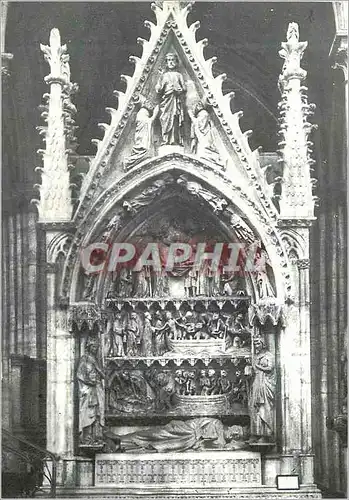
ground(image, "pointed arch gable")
xmin=74 ymin=2 xmax=278 ymax=227
xmin=61 ymin=155 xmax=291 ymax=304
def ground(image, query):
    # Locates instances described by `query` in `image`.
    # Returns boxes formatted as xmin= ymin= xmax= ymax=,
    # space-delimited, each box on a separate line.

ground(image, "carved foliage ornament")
xmin=278 ymin=22 xmax=307 ymax=88
xmin=70 ymin=303 xmax=103 ymax=332
xmin=40 ymin=28 xmax=70 ymax=85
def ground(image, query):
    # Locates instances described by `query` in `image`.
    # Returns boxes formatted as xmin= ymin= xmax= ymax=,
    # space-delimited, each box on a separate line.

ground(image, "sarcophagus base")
xmin=95 ymin=450 xmax=261 ymax=488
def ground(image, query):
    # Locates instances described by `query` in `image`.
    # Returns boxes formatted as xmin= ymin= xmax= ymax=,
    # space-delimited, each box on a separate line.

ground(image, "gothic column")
xmin=276 ymin=23 xmax=317 ymax=485
xmin=323 ymin=7 xmax=348 ymax=494
xmin=45 ymin=258 xmax=75 ymax=457
xmin=278 ymin=235 xmax=314 ymax=484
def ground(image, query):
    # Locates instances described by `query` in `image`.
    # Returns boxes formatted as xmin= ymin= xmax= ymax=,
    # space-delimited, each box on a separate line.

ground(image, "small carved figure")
xmin=124 ymin=102 xmax=159 ymax=170
xmin=217 ymin=369 xmax=232 ymax=394
xmin=128 ymin=370 xmax=154 ymax=400
xmin=158 ymin=311 xmax=182 ymax=340
xmin=199 ymin=369 xmax=212 ymax=396
xmin=199 ymin=266 xmax=221 ymax=297
xmin=234 ymin=313 xmax=246 ymax=331
xmin=149 ymin=370 xmax=175 ymax=410
xmin=152 ymin=270 xmax=170 ymax=297
xmin=155 ymin=53 xmax=186 ymax=145
xmin=140 ymin=312 xmax=154 ymax=356
xmin=184 ymin=268 xmax=198 ymax=297
xmin=184 ymin=370 xmax=196 ymax=395
xmin=117 ymin=267 xmax=133 ymax=298
xmin=199 ymin=313 xmax=211 ymax=339
xmin=207 ymin=368 xmax=220 ymax=395
xmin=76 ymin=338 xmax=104 ymax=445
xmin=82 ymin=273 xmax=98 ymax=301
xmin=254 ymin=248 xmax=275 ymax=299
xmin=174 ymin=369 xmax=186 ymax=395
xmin=132 ymin=266 xmax=152 ymax=298
xmin=248 ymin=336 xmax=275 ymax=442
xmin=181 ymin=311 xmax=197 ymax=339
xmin=232 ymin=336 xmax=242 ymax=348
xmin=152 ymin=311 xmax=168 ymax=355
xmin=208 ymin=312 xmax=226 ymax=339
xmin=106 ymin=314 xmax=125 ymax=357
xmin=231 ymin=369 xmax=248 ymax=405
xmin=221 ymin=273 xmax=246 ymax=296
xmin=101 ymin=213 xmax=123 ymax=243
xmin=189 ymin=101 xmax=223 ymax=166
xmin=124 ymin=312 xmax=141 ymax=356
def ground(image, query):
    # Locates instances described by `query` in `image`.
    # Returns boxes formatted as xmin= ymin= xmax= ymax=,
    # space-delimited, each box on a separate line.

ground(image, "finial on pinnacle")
xmin=153 ymin=0 xmax=194 ymax=11
xmin=40 ymin=27 xmax=71 ymax=85
xmin=278 ymin=22 xmax=308 ymax=91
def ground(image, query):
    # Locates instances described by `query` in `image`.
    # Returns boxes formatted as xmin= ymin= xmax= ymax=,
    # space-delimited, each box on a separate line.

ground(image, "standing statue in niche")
xmin=189 ymin=101 xmax=223 ymax=166
xmin=254 ymin=248 xmax=275 ymax=299
xmin=155 ymin=53 xmax=186 ymax=145
xmin=248 ymin=336 xmax=276 ymax=443
xmin=77 ymin=338 xmax=105 ymax=445
xmin=124 ymin=101 xmax=159 ymax=171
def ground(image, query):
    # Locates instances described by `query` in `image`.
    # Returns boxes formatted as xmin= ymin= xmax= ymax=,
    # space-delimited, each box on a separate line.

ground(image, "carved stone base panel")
xmin=51 ymin=486 xmax=323 ymax=499
xmin=95 ymin=451 xmax=262 ymax=487
xmin=41 ymin=456 xmax=322 ymax=498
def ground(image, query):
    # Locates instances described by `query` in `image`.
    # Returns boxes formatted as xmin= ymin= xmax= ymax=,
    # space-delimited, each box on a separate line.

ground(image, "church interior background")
xmin=1 ymin=1 xmax=347 ymax=498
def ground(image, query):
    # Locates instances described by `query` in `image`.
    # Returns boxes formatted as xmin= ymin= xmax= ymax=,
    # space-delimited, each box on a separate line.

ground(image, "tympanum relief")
xmin=120 ymin=50 xmax=226 ymax=169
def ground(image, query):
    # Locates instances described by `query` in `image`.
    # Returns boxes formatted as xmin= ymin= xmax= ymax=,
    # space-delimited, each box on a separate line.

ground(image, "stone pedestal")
xmin=158 ymin=145 xmax=184 ymax=156
xmin=95 ymin=450 xmax=261 ymax=488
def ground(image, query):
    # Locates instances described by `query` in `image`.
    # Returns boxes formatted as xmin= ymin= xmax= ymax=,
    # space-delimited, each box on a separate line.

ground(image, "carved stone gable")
xmin=74 ymin=1 xmax=278 ymax=225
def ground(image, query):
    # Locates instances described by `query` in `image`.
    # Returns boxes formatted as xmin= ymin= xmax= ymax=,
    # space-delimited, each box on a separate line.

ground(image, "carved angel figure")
xmin=224 ymin=208 xmax=255 ymax=244
xmin=189 ymin=101 xmax=223 ymax=166
xmin=123 ymin=177 xmax=172 ymax=215
xmin=254 ymin=248 xmax=276 ymax=299
xmin=124 ymin=101 xmax=159 ymax=171
xmin=177 ymin=175 xmax=228 ymax=214
xmin=101 ymin=213 xmax=123 ymax=243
